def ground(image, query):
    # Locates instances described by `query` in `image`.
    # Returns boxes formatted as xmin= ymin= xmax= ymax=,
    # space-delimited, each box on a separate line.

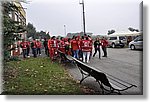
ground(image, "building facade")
xmin=9 ymin=1 xmax=26 ymax=56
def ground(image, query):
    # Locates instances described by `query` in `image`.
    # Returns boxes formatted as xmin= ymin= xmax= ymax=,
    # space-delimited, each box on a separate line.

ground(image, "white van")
xmin=107 ymin=35 xmax=127 ymax=48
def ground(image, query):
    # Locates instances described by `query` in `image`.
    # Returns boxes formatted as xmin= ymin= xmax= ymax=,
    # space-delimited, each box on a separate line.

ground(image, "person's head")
xmin=102 ymin=36 xmax=105 ymax=40
xmin=81 ymin=36 xmax=84 ymax=40
xmin=88 ymin=35 xmax=91 ymax=38
xmin=52 ymin=36 xmax=56 ymax=40
xmin=86 ymin=37 xmax=89 ymax=40
xmin=68 ymin=38 xmax=71 ymax=42
xmin=96 ymin=37 xmax=99 ymax=41
xmin=72 ymin=35 xmax=75 ymax=40
xmin=60 ymin=37 xmax=64 ymax=40
xmin=75 ymin=36 xmax=78 ymax=40
xmin=84 ymin=34 xmax=87 ymax=37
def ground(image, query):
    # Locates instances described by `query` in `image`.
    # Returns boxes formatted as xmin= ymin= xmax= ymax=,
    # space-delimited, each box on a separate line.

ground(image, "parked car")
xmin=129 ymin=36 xmax=143 ymax=50
xmin=107 ymin=35 xmax=127 ymax=48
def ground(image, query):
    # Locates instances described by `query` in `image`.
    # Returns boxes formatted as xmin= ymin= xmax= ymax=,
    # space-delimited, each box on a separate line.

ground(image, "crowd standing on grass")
xmin=20 ymin=34 xmax=108 ymax=63
xmin=20 ymin=39 xmax=42 ymax=58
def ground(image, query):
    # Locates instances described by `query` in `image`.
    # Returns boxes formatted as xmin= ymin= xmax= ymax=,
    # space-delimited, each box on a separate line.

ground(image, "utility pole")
xmin=79 ymin=0 xmax=86 ymax=35
xmin=64 ymin=25 xmax=66 ymax=36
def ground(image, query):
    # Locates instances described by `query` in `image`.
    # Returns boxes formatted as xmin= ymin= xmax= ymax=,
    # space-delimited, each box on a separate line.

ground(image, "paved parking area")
xmin=67 ymin=48 xmax=143 ymax=95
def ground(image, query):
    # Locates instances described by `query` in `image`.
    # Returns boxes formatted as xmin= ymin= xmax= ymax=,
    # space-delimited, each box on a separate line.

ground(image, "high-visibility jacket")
xmin=81 ymin=40 xmax=92 ymax=52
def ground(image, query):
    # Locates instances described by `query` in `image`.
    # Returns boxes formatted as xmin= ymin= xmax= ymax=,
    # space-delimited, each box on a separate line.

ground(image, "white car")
xmin=108 ymin=36 xmax=127 ymax=48
xmin=129 ymin=36 xmax=143 ymax=50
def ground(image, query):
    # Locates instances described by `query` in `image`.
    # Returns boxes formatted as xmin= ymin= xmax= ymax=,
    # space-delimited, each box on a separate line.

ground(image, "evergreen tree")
xmin=26 ymin=22 xmax=36 ymax=39
xmin=2 ymin=1 xmax=26 ymax=61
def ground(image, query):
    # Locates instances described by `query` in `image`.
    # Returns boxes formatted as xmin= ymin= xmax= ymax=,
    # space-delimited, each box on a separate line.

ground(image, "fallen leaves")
xmin=3 ymin=57 xmax=84 ymax=95
xmin=25 ymin=69 xmax=29 ymax=72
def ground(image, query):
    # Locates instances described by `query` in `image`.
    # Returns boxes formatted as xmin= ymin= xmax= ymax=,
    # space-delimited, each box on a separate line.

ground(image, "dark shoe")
xmin=102 ymin=56 xmax=107 ymax=57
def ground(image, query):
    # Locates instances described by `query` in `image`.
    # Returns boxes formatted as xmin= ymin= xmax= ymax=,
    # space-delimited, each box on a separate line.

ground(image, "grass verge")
xmin=3 ymin=57 xmax=86 ymax=95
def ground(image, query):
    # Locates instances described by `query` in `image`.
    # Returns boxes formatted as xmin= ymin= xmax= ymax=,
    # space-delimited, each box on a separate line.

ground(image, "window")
xmin=134 ymin=36 xmax=143 ymax=41
xmin=109 ymin=37 xmax=117 ymax=40
xmin=119 ymin=36 xmax=126 ymax=40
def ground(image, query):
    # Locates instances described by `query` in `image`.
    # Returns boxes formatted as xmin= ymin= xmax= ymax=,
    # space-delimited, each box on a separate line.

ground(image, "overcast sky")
xmin=22 ymin=0 xmax=142 ymax=36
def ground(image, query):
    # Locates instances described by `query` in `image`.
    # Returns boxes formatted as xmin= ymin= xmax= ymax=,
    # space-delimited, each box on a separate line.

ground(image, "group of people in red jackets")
xmin=46 ymin=34 xmax=108 ymax=63
xmin=20 ymin=39 xmax=42 ymax=58
xmin=47 ymin=35 xmax=92 ymax=63
xmin=20 ymin=34 xmax=108 ymax=63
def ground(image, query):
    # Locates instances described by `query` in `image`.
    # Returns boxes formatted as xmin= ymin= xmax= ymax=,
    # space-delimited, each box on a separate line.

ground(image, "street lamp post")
xmin=79 ymin=0 xmax=86 ymax=35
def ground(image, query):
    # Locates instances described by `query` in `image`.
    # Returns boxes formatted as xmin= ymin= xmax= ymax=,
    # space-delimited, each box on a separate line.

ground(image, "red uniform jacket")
xmin=71 ymin=40 xmax=80 ymax=51
xmin=59 ymin=40 xmax=65 ymax=53
xmin=20 ymin=41 xmax=27 ymax=49
xmin=48 ymin=39 xmax=58 ymax=48
xmin=26 ymin=41 xmax=30 ymax=48
xmin=101 ymin=39 xmax=108 ymax=47
xmin=36 ymin=41 xmax=42 ymax=48
xmin=48 ymin=39 xmax=51 ymax=49
xmin=81 ymin=40 xmax=92 ymax=52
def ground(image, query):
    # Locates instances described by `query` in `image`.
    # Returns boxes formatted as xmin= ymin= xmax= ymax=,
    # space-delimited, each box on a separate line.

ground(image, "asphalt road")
xmin=67 ymin=48 xmax=143 ymax=95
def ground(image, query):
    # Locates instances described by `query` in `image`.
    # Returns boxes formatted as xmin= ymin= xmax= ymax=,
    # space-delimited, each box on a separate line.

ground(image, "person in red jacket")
xmin=101 ymin=37 xmax=108 ymax=57
xmin=59 ymin=37 xmax=65 ymax=53
xmin=65 ymin=38 xmax=72 ymax=55
xmin=81 ymin=37 xmax=92 ymax=63
xmin=71 ymin=36 xmax=80 ymax=59
xmin=20 ymin=39 xmax=27 ymax=58
xmin=36 ymin=40 xmax=42 ymax=56
xmin=48 ymin=36 xmax=58 ymax=60
xmin=48 ymin=37 xmax=52 ymax=57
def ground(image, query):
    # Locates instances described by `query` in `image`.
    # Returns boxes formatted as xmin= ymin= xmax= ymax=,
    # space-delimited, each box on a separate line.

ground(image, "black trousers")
xmin=44 ymin=47 xmax=49 ymax=56
xmin=22 ymin=49 xmax=27 ymax=58
xmin=32 ymin=48 xmax=37 ymax=58
xmin=93 ymin=48 xmax=101 ymax=59
xmin=37 ymin=48 xmax=41 ymax=55
xmin=102 ymin=47 xmax=107 ymax=57
xmin=27 ymin=47 xmax=30 ymax=56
